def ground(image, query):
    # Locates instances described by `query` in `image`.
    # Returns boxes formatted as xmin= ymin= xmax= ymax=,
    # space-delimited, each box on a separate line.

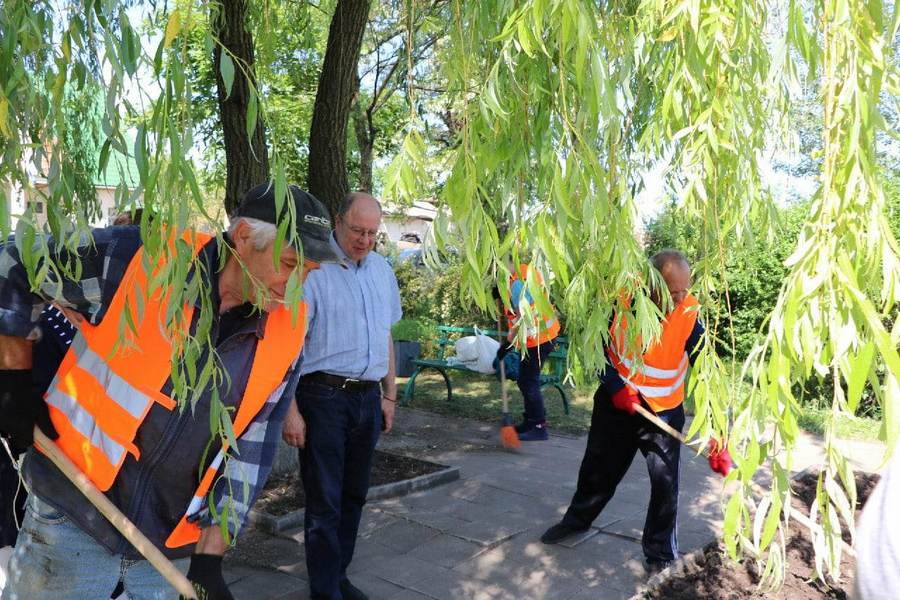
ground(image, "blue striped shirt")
xmin=298 ymin=234 xmax=402 ymax=381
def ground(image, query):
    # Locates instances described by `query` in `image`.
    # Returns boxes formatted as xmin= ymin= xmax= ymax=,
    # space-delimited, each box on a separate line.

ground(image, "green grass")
xmin=797 ymin=407 xmax=882 ymax=441
xmin=401 ymin=371 xmax=884 ymax=442
xmin=399 ymin=371 xmax=596 ymax=434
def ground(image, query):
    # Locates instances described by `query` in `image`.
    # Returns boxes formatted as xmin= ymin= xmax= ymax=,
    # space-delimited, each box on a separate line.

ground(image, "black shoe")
xmin=514 ymin=414 xmax=532 ymax=434
xmin=540 ymin=522 xmax=590 ymax=544
xmin=645 ymin=559 xmax=673 ymax=576
xmin=340 ymin=579 xmax=369 ymax=600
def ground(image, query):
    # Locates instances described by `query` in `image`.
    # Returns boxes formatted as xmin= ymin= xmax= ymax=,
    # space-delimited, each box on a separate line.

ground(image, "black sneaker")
xmin=339 ymin=579 xmax=369 ymax=600
xmin=645 ymin=559 xmax=673 ymax=576
xmin=514 ymin=414 xmax=532 ymax=434
xmin=518 ymin=422 xmax=549 ymax=441
xmin=540 ymin=522 xmax=590 ymax=544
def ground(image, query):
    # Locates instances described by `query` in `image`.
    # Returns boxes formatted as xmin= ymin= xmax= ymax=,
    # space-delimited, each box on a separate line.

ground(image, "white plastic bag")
xmin=452 ymin=328 xmax=499 ymax=374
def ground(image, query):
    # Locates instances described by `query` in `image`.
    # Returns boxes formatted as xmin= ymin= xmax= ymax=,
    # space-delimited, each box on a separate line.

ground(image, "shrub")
xmin=394 ymin=260 xmax=495 ymax=330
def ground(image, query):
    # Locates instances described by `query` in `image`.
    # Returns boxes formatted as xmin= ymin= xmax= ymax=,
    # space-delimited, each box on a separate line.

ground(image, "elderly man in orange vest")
xmin=540 ymin=249 xmax=706 ymax=574
xmin=0 ymin=183 xmax=338 ymax=599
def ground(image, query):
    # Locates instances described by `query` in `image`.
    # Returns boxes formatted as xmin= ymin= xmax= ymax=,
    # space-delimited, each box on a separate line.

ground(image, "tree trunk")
xmin=212 ymin=0 xmax=269 ymax=215
xmin=307 ymin=0 xmax=372 ymax=216
xmin=352 ymin=94 xmax=374 ymax=193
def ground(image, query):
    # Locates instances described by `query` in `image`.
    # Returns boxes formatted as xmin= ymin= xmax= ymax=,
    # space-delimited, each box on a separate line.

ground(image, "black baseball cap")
xmin=235 ymin=182 xmax=340 ymax=264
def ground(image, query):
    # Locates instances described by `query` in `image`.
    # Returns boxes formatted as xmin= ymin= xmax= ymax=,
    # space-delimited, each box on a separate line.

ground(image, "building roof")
xmin=94 ymin=139 xmax=140 ymax=189
xmin=383 ymin=200 xmax=437 ymax=221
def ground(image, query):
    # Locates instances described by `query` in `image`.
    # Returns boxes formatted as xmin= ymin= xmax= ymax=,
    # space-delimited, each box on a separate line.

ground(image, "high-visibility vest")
xmin=607 ymin=294 xmax=699 ymax=413
xmin=505 ymin=264 xmax=560 ymax=348
xmin=41 ymin=231 xmax=307 ymax=549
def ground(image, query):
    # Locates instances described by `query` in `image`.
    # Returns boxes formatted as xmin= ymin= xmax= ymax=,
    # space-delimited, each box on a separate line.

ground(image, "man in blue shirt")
xmin=282 ymin=192 xmax=402 ymax=600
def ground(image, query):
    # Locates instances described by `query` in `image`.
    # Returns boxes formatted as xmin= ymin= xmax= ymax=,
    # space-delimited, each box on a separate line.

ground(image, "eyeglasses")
xmin=342 ymin=220 xmax=379 ymax=240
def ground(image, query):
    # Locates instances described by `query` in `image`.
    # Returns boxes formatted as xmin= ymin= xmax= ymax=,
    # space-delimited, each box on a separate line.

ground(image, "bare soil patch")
xmin=255 ymin=450 xmax=445 ymax=516
xmin=646 ymin=471 xmax=881 ymax=600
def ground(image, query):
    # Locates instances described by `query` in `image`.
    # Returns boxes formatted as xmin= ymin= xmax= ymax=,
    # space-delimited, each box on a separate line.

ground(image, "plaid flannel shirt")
xmin=0 ymin=226 xmax=299 ymax=539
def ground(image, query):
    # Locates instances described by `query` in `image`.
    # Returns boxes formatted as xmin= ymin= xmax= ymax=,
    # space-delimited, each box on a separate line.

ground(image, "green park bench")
xmin=401 ymin=325 xmax=570 ymax=414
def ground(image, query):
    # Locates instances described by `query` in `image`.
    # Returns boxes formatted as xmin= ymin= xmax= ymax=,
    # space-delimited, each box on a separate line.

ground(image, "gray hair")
xmin=228 ymin=216 xmax=278 ymax=251
xmin=650 ymin=249 xmax=690 ymax=272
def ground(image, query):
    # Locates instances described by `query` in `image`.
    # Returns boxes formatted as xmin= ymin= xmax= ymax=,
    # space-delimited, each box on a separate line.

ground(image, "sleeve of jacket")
xmin=599 ymin=354 xmax=626 ymax=395
xmin=0 ymin=228 xmax=142 ymax=339
xmin=685 ymin=319 xmax=706 ymax=366
xmin=194 ymin=358 xmax=302 ymax=538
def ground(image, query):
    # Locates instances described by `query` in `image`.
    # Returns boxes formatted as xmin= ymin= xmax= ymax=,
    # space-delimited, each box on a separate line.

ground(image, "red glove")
xmin=707 ymin=439 xmax=732 ymax=476
xmin=611 ymin=386 xmax=640 ymax=415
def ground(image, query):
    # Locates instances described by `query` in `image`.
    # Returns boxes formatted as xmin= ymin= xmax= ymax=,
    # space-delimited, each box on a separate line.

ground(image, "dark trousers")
xmin=297 ymin=380 xmax=381 ymax=600
xmin=562 ymin=387 xmax=684 ymax=562
xmin=516 ymin=341 xmax=555 ymax=423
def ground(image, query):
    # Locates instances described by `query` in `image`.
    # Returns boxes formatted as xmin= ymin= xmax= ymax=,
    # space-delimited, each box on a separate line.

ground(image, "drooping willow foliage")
xmin=389 ymin=0 xmax=899 ymax=585
xmin=0 ymin=0 xmax=897 ymax=585
xmin=0 ymin=0 xmax=307 ymax=540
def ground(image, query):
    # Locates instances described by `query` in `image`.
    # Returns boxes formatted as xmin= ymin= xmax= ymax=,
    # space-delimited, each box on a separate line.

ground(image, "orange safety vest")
xmin=41 ymin=232 xmax=307 ymax=549
xmin=607 ymin=294 xmax=699 ymax=413
xmin=505 ymin=264 xmax=560 ymax=348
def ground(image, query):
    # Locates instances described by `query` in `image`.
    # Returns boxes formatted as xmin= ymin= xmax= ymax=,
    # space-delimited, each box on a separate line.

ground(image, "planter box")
xmin=249 ymin=464 xmax=460 ymax=534
xmin=394 ymin=340 xmax=421 ymax=377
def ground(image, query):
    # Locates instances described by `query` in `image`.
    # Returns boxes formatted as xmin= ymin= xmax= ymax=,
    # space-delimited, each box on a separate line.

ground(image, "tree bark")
xmin=307 ymin=0 xmax=372 ymax=216
xmin=212 ymin=0 xmax=270 ymax=215
xmin=351 ymin=93 xmax=374 ymax=192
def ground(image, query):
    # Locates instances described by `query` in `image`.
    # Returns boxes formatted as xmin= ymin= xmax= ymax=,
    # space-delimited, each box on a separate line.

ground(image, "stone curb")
xmin=628 ymin=467 xmax=818 ymax=599
xmin=248 ymin=465 xmax=461 ymax=535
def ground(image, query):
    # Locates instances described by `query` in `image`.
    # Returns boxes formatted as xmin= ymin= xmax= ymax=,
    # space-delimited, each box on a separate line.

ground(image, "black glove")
xmin=0 ymin=369 xmax=58 ymax=452
xmin=496 ymin=343 xmax=511 ymax=361
xmin=184 ymin=554 xmax=234 ymax=600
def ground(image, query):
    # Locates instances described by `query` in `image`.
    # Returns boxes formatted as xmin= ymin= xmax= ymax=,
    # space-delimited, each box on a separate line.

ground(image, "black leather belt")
xmin=302 ymin=371 xmax=379 ymax=392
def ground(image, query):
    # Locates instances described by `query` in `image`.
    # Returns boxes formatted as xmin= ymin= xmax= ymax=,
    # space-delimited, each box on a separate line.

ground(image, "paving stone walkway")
xmin=222 ymin=408 xmax=888 ymax=600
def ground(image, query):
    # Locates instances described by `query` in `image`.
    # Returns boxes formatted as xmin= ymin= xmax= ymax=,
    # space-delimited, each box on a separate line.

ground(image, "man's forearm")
xmin=0 ymin=334 xmax=32 ymax=369
xmin=382 ymin=333 xmax=396 ymax=398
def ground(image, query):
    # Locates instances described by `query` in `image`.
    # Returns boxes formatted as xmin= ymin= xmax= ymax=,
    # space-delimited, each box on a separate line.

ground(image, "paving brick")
xmin=359 ymin=554 xmax=449 ymax=589
xmin=230 ymin=570 xmax=304 ymax=599
xmin=409 ymin=534 xmax=487 ymax=568
xmin=556 ymin=527 xmax=601 ymax=548
xmin=358 ymin=509 xmax=404 ymax=538
xmin=400 ymin=511 xmax=475 ymax=533
xmin=370 ymin=519 xmax=442 ymax=554
xmin=339 ymin=571 xmax=415 ymax=600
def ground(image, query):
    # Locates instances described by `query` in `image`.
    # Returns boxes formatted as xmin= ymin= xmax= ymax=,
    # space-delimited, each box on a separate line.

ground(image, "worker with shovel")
xmin=540 ymin=249 xmax=730 ymax=574
xmin=0 ymin=183 xmax=339 ymax=599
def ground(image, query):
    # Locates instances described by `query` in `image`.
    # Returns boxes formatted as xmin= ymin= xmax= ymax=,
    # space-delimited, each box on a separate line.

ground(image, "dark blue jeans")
xmin=517 ymin=340 xmax=556 ymax=423
xmin=297 ymin=380 xmax=381 ymax=600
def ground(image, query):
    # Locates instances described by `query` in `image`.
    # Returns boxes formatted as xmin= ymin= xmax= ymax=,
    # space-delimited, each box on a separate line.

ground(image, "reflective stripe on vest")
xmin=505 ymin=263 xmax=560 ymax=348
xmin=164 ymin=303 xmax=306 ymax=549
xmin=608 ymin=294 xmax=699 ymax=413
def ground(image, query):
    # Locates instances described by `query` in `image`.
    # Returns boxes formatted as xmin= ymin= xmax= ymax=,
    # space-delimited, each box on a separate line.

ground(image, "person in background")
xmin=282 ymin=191 xmax=402 ymax=600
xmin=496 ymin=263 xmax=561 ymax=441
xmin=854 ymin=455 xmax=900 ymax=600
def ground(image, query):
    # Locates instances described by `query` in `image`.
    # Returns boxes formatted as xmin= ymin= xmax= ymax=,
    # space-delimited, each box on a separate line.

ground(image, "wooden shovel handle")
xmin=33 ymin=428 xmax=198 ymax=598
xmin=631 ymin=405 xmax=855 ymax=557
